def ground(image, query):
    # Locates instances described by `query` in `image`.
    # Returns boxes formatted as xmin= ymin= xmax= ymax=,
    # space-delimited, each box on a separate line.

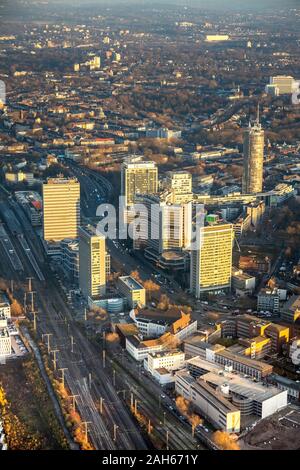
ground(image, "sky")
xmin=2 ymin=0 xmax=299 ymax=18
xmin=9 ymin=0 xmax=298 ymax=9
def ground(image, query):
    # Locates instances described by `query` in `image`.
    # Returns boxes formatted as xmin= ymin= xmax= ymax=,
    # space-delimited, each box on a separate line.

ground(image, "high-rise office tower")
xmin=166 ymin=171 xmax=193 ymax=203
xmin=133 ymin=193 xmax=192 ymax=270
xmin=121 ymin=158 xmax=158 ymax=207
xmin=242 ymin=112 xmax=265 ymax=194
xmin=137 ymin=194 xmax=192 ymax=255
xmin=190 ymin=216 xmax=234 ymax=299
xmin=42 ymin=177 xmax=80 ymax=242
xmin=79 ymin=225 xmax=106 ymax=299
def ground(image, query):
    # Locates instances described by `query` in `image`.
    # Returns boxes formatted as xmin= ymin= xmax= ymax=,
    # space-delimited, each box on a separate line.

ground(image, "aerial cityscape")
xmin=1 ymin=0 xmax=300 ymax=456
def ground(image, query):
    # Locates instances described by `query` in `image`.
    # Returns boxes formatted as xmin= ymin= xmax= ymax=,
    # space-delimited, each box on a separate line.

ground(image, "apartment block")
xmin=118 ymin=275 xmax=146 ymax=308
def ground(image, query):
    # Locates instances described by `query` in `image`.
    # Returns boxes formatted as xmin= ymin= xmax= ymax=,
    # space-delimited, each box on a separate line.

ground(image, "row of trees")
xmin=40 ymin=344 xmax=93 ymax=450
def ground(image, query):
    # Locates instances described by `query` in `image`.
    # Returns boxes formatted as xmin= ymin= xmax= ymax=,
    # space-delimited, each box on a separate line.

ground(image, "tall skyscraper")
xmin=134 ymin=193 xmax=192 ymax=270
xmin=121 ymin=158 xmax=158 ymax=207
xmin=79 ymin=225 xmax=106 ymax=299
xmin=190 ymin=217 xmax=234 ymax=299
xmin=242 ymin=112 xmax=265 ymax=194
xmin=42 ymin=177 xmax=80 ymax=242
xmin=137 ymin=194 xmax=192 ymax=255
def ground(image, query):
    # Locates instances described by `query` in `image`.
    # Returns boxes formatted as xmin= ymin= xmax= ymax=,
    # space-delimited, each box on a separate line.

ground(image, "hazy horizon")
xmin=3 ymin=0 xmax=300 ymax=12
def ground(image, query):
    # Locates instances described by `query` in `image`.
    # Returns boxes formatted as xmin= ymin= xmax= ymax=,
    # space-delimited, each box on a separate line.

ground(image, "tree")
xmin=157 ymin=294 xmax=170 ymax=311
xmin=130 ymin=270 xmax=142 ymax=284
xmin=213 ymin=430 xmax=240 ymax=450
xmin=143 ymin=279 xmax=160 ymax=300
xmin=10 ymin=299 xmax=23 ymax=317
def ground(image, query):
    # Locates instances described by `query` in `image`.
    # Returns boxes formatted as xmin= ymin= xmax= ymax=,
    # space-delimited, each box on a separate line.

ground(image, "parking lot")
xmin=10 ymin=335 xmax=28 ymax=357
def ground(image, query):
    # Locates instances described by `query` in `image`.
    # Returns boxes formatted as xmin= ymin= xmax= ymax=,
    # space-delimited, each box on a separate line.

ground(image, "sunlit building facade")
xmin=190 ymin=220 xmax=234 ymax=298
xmin=79 ymin=225 xmax=106 ymax=299
xmin=42 ymin=177 xmax=80 ymax=242
xmin=242 ymin=120 xmax=265 ymax=194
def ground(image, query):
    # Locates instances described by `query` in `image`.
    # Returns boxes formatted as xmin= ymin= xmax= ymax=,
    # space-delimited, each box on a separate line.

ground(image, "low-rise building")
xmin=201 ymin=371 xmax=287 ymax=419
xmin=0 ymin=322 xmax=11 ymax=358
xmin=214 ymin=349 xmax=273 ymax=380
xmin=232 ymin=267 xmax=256 ymax=295
xmin=126 ymin=312 xmax=197 ymax=361
xmin=114 ymin=323 xmax=139 ymax=348
xmin=264 ymin=324 xmax=290 ymax=354
xmin=236 ymin=314 xmax=270 ymax=338
xmin=269 ymin=374 xmax=300 ymax=402
xmin=118 ymin=276 xmax=146 ymax=308
xmin=175 ymin=369 xmax=241 ymax=433
xmin=145 ymin=349 xmax=185 ymax=375
xmin=130 ymin=308 xmax=184 ymax=339
xmin=0 ymin=293 xmax=11 ymax=319
xmin=183 ymin=334 xmax=211 ymax=358
xmin=281 ymin=295 xmax=300 ymax=324
xmin=257 ymin=288 xmax=280 ymax=313
xmin=238 ymin=336 xmax=272 ymax=360
xmin=126 ymin=334 xmax=167 ymax=361
xmin=176 ymin=360 xmax=287 ymax=429
xmin=5 ymin=171 xmax=35 ymax=186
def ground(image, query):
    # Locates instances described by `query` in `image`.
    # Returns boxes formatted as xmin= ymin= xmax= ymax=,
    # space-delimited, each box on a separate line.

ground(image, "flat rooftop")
xmin=124 ymin=159 xmax=156 ymax=168
xmin=149 ymin=349 xmax=183 ymax=359
xmin=200 ymin=370 xmax=285 ymax=403
xmin=196 ymin=379 xmax=239 ymax=413
xmin=135 ymin=308 xmax=182 ymax=326
xmin=217 ymin=349 xmax=273 ymax=373
xmin=184 ymin=334 xmax=209 ymax=348
xmin=119 ymin=276 xmax=144 ymax=290
xmin=79 ymin=225 xmax=104 ymax=239
xmin=115 ymin=323 xmax=139 ymax=336
xmin=46 ymin=177 xmax=78 ymax=184
xmin=186 ymin=356 xmax=224 ymax=374
xmin=271 ymin=374 xmax=300 ymax=391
